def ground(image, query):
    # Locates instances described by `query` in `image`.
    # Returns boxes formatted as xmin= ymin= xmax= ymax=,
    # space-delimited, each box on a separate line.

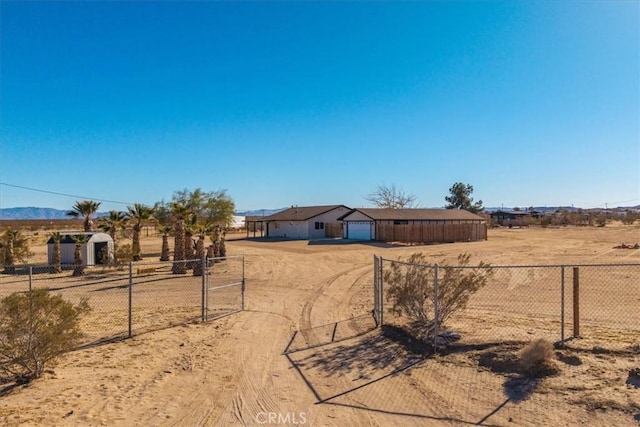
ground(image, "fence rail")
xmin=0 ymin=256 xmax=245 ymax=346
xmin=373 ymin=256 xmax=640 ymax=351
xmin=375 ymin=223 xmax=487 ymax=244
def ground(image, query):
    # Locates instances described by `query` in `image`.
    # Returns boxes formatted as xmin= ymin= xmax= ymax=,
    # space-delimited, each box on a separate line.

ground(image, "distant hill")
xmin=0 ymin=206 xmax=287 ymax=220
xmin=0 ymin=207 xmax=74 ymax=220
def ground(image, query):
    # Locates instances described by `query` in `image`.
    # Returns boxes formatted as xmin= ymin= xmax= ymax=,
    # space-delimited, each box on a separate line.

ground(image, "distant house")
xmin=339 ymin=208 xmax=487 ymax=243
xmin=490 ymin=210 xmax=532 ymax=227
xmin=263 ymin=205 xmax=350 ymax=239
xmin=47 ymin=232 xmax=113 ymax=266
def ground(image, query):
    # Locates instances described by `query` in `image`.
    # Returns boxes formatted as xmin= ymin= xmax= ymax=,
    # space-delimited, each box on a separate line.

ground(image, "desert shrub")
xmin=519 ymin=338 xmax=557 ymax=377
xmin=594 ymin=216 xmax=607 ymax=227
xmin=0 ymin=289 xmax=90 ymax=383
xmin=621 ymin=213 xmax=638 ymax=225
xmin=114 ymin=243 xmax=133 ymax=265
xmin=384 ymin=252 xmax=493 ymax=339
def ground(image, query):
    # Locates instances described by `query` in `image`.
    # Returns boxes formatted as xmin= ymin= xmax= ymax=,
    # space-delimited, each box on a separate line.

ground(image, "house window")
xmin=315 ymin=222 xmax=325 ymax=230
xmin=394 ymin=220 xmax=408 ymax=225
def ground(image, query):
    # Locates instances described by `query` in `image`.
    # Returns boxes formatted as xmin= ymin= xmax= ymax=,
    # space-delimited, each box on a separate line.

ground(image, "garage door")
xmin=347 ymin=221 xmax=373 ymax=240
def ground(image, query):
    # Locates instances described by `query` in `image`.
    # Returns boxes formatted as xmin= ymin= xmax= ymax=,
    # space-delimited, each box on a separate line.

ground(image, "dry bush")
xmin=384 ymin=252 xmax=493 ymax=339
xmin=519 ymin=338 xmax=558 ymax=377
xmin=0 ymin=289 xmax=90 ymax=383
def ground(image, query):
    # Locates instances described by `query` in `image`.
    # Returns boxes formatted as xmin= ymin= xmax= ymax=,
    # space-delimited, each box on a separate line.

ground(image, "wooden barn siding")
xmin=375 ymin=222 xmax=487 ymax=243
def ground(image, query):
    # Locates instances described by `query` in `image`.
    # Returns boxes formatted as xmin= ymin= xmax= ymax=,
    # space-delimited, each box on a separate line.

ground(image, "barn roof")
xmin=264 ymin=205 xmax=350 ymax=221
xmin=339 ymin=208 xmax=485 ymax=222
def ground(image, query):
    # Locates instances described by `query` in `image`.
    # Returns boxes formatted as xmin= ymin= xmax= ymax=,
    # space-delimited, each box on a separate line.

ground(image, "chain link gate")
xmin=204 ymin=255 xmax=245 ymax=321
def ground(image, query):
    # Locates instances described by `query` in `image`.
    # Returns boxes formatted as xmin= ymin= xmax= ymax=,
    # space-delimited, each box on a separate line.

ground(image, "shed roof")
xmin=339 ymin=208 xmax=485 ymax=222
xmin=264 ymin=205 xmax=349 ymax=222
xmin=46 ymin=232 xmax=112 ymax=244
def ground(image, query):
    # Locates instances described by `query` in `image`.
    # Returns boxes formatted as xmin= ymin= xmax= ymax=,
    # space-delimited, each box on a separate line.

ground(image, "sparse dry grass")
xmin=519 ymin=338 xmax=559 ymax=377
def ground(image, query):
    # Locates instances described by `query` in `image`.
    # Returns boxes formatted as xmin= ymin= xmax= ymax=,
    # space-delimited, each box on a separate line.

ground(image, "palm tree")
xmin=67 ymin=200 xmax=101 ymax=232
xmin=71 ymin=234 xmax=89 ymax=276
xmin=157 ymin=224 xmax=172 ymax=262
xmin=98 ymin=211 xmax=128 ymax=253
xmin=125 ymin=203 xmax=154 ymax=261
xmin=50 ymin=231 xmax=62 ymax=274
xmin=184 ymin=214 xmax=198 ymax=269
xmin=2 ymin=228 xmax=17 ymax=274
xmin=171 ymin=203 xmax=190 ymax=274
xmin=192 ymin=224 xmax=211 ymax=277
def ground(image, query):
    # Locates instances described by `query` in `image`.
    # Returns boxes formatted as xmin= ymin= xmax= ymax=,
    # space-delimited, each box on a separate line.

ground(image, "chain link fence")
xmin=0 ymin=256 xmax=245 ymax=346
xmin=374 ymin=256 xmax=640 ymax=351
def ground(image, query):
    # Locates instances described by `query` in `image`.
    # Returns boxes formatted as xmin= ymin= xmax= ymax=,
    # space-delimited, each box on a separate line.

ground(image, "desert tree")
xmin=67 ymin=200 xmax=101 ymax=232
xmin=171 ymin=188 xmax=236 ymax=227
xmin=445 ymin=182 xmax=483 ymax=214
xmin=71 ymin=234 xmax=89 ymax=277
xmin=385 ymin=252 xmax=493 ymax=340
xmin=49 ymin=231 xmax=62 ymax=274
xmin=0 ymin=288 xmax=90 ymax=383
xmin=170 ymin=202 xmax=190 ymax=274
xmin=365 ymin=184 xmax=417 ymax=209
xmin=125 ymin=203 xmax=155 ymax=261
xmin=157 ymin=224 xmax=172 ymax=261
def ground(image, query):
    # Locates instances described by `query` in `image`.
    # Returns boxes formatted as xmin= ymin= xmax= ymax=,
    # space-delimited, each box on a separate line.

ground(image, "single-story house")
xmin=339 ymin=208 xmax=487 ymax=243
xmin=490 ymin=210 xmax=532 ymax=227
xmin=263 ymin=205 xmax=350 ymax=239
xmin=47 ymin=232 xmax=114 ymax=266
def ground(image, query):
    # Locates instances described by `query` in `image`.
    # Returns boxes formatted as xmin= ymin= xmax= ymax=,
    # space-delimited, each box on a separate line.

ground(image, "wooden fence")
xmin=324 ymin=222 xmax=343 ymax=238
xmin=375 ymin=223 xmax=487 ymax=244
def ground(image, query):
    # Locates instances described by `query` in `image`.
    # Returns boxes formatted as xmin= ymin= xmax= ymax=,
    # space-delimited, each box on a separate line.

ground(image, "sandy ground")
xmin=0 ymin=225 xmax=639 ymax=426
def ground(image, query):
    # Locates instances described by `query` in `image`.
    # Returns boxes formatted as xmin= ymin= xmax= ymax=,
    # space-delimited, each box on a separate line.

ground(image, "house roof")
xmin=263 ymin=205 xmax=349 ymax=222
xmin=339 ymin=208 xmax=485 ymax=222
xmin=490 ymin=210 xmax=531 ymax=216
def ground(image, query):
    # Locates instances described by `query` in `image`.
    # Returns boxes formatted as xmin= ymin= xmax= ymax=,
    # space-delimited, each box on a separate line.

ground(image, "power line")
xmin=0 ymin=182 xmax=133 ymax=206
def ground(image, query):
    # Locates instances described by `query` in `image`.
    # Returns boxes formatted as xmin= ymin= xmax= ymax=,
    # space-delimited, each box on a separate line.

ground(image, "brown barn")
xmin=339 ymin=208 xmax=487 ymax=244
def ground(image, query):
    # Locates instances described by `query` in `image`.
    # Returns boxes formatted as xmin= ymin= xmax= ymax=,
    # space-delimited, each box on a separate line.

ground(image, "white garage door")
xmin=347 ymin=221 xmax=373 ymax=240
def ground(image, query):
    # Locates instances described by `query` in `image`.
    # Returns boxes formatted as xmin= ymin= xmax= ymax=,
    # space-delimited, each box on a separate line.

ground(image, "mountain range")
xmin=0 ymin=207 xmax=286 ymax=220
xmin=0 ymin=205 xmax=637 ymax=220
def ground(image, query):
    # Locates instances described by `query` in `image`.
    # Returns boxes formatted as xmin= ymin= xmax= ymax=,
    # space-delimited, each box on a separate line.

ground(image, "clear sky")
xmin=1 ymin=1 xmax=638 ymax=213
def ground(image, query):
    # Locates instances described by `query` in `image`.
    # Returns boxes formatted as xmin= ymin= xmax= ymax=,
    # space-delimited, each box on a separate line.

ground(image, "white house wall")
xmin=307 ymin=206 xmax=351 ymax=239
xmin=269 ymin=221 xmax=308 ymax=239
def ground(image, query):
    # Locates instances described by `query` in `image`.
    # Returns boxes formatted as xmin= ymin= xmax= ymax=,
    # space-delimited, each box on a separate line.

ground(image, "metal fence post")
xmin=560 ymin=266 xmax=565 ymax=347
xmin=201 ymin=256 xmax=206 ymax=322
xmin=573 ymin=267 xmax=580 ymax=338
xmin=433 ymin=263 xmax=439 ymax=350
xmin=128 ymin=261 xmax=133 ymax=338
xmin=29 ymin=266 xmax=33 ymax=293
xmin=241 ymin=255 xmax=246 ymax=311
xmin=378 ymin=257 xmax=384 ymax=326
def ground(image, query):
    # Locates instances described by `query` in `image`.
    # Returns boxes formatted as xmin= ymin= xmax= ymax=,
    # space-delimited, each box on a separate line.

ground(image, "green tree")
xmin=0 ymin=288 xmax=90 ymax=383
xmin=365 ymin=183 xmax=417 ymax=209
xmin=125 ymin=203 xmax=155 ymax=261
xmin=445 ymin=182 xmax=483 ymax=214
xmin=67 ymin=200 xmax=101 ymax=232
xmin=171 ymin=188 xmax=236 ymax=227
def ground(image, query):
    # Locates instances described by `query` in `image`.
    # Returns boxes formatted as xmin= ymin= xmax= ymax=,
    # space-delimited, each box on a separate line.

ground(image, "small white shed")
xmin=47 ymin=232 xmax=114 ymax=267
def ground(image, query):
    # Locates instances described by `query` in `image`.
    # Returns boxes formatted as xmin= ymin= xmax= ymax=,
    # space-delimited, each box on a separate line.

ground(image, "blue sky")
xmin=1 ymin=1 xmax=638 ymax=212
